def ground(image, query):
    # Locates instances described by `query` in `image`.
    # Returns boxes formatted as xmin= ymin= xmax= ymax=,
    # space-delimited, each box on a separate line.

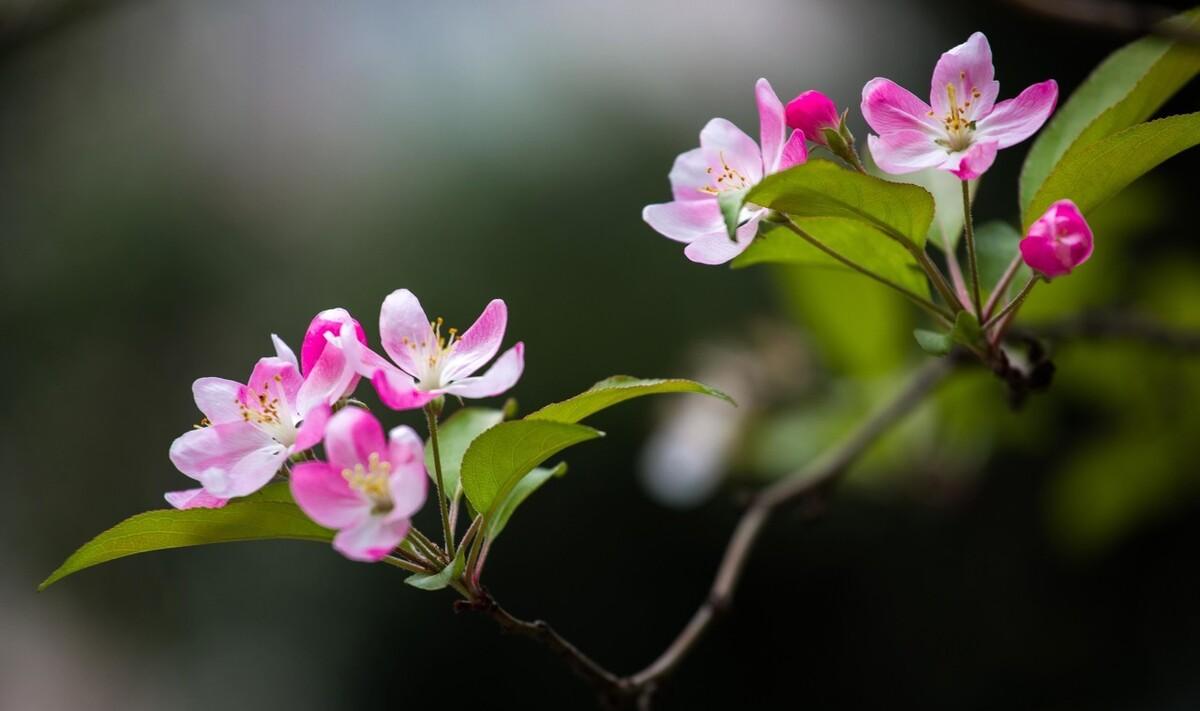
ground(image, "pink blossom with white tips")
xmin=1020 ymin=199 xmax=1094 ymax=278
xmin=862 ymin=32 xmax=1057 ymax=180
xmin=290 ymin=408 xmax=428 ymax=562
xmin=165 ymin=356 xmax=330 ymax=509
xmin=643 ymin=78 xmax=808 ymax=265
xmin=343 ymin=289 xmax=525 ymax=411
xmin=288 ymin=308 xmax=370 ymax=417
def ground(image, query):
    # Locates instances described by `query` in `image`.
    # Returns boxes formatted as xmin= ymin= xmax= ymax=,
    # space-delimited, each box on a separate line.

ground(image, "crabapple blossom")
xmin=785 ymin=90 xmax=840 ymax=145
xmin=1019 ymin=199 xmax=1093 ymax=278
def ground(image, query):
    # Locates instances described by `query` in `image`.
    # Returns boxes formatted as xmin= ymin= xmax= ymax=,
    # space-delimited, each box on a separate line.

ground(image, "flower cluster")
xmin=166 ymin=290 xmax=524 ymax=561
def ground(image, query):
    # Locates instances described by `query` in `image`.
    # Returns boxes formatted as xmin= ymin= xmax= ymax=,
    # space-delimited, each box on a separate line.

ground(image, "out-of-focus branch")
xmin=1023 ymin=311 xmax=1200 ymax=352
xmin=1005 ymin=0 xmax=1200 ymax=44
xmin=0 ymin=0 xmax=132 ymax=61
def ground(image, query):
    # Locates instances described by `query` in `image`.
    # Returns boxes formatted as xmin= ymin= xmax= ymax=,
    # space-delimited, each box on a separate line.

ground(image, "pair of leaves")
xmin=42 ymin=378 xmax=730 ymax=591
xmin=1020 ymin=8 xmax=1200 ymax=228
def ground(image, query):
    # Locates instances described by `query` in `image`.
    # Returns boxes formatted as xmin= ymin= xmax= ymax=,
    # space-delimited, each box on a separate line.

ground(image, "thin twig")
xmin=961 ymin=181 xmax=983 ymax=317
xmin=424 ymin=403 xmax=456 ymax=557
xmin=1022 ymin=311 xmax=1200 ymax=352
xmin=982 ymin=254 xmax=1023 ymax=321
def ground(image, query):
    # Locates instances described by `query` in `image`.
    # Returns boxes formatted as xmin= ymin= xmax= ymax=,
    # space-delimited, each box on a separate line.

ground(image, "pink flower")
xmin=290 ymin=407 xmax=428 ymax=562
xmin=1019 ymin=199 xmax=1093 ymax=278
xmin=283 ymin=308 xmax=370 ymax=417
xmin=785 ymin=90 xmax=840 ymax=145
xmin=642 ymin=78 xmax=808 ymax=265
xmin=861 ymin=32 xmax=1057 ymax=180
xmin=344 ymin=289 xmax=525 ymax=410
xmin=166 ymin=354 xmax=331 ymax=508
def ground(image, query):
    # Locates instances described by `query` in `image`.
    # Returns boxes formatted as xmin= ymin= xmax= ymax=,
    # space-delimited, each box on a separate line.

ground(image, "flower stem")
xmin=982 ymin=254 xmax=1022 ymax=321
xmin=983 ymin=275 xmax=1040 ymax=331
xmin=405 ymin=527 xmax=447 ymax=565
xmin=779 ymin=217 xmax=954 ymax=324
xmin=424 ymin=404 xmax=456 ymax=558
xmin=961 ymin=180 xmax=983 ymax=317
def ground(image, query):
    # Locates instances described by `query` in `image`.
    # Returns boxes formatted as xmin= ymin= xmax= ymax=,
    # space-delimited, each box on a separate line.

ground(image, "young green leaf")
xmin=425 ymin=407 xmax=504 ymax=499
xmin=404 ymin=545 xmax=467 ymax=591
xmin=718 ymin=187 xmax=749 ymax=240
xmin=39 ymin=494 xmax=331 ymax=591
xmin=459 ymin=420 xmax=602 ymax=517
xmin=1024 ymin=112 xmax=1200 ymax=230
xmin=526 ymin=376 xmax=733 ymax=424
xmin=746 ymin=159 xmax=935 ymax=248
xmin=913 ymin=328 xmax=953 ymax=356
xmin=732 ymin=218 xmax=931 ymax=298
xmin=486 ymin=463 xmax=568 ymax=541
xmin=1020 ymin=8 xmax=1200 ymax=213
xmin=950 ymin=310 xmax=984 ymax=348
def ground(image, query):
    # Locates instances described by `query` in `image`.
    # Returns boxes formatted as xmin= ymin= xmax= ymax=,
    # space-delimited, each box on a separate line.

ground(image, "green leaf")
xmin=950 ymin=310 xmax=983 ymax=348
xmin=732 ymin=219 xmax=931 ymax=298
xmin=1024 ymin=113 xmax=1200 ymax=231
xmin=526 ymin=376 xmax=732 ymax=424
xmin=426 ymin=407 xmax=504 ymax=499
xmin=459 ymin=419 xmax=602 ymax=517
xmin=39 ymin=495 xmax=331 ymax=591
xmin=913 ymin=328 xmax=953 ymax=356
xmin=486 ymin=463 xmax=568 ymax=541
xmin=746 ymin=159 xmax=934 ymax=248
xmin=404 ymin=545 xmax=467 ymax=591
xmin=718 ymin=187 xmax=749 ymax=240
xmin=1020 ymin=8 xmax=1200 ymax=213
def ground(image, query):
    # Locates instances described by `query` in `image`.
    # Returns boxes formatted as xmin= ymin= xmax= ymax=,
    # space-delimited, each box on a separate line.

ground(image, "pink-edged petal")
xmin=930 ymin=31 xmax=999 ymax=120
xmin=777 ymin=130 xmax=808 ymax=172
xmin=976 ymin=80 xmax=1058 ymax=149
xmin=294 ymin=403 xmax=332 ymax=451
xmin=300 ymin=308 xmax=367 ymax=376
xmin=861 ymin=78 xmax=939 ymax=136
xmin=682 ymin=217 xmax=760 ymax=265
xmin=164 ymin=488 xmax=229 ymax=510
xmin=372 ymin=368 xmax=436 ymax=410
xmin=699 ymin=118 xmax=763 ymax=184
xmin=756 ymin=78 xmax=787 ymax=174
xmin=290 ymin=461 xmax=371 ymax=530
xmin=245 ymin=357 xmax=303 ymax=418
xmin=169 ymin=421 xmax=274 ymax=480
xmin=441 ymin=299 xmax=507 ymax=384
xmin=203 ymin=445 xmax=288 ymax=498
xmin=939 ymin=140 xmax=998 ymax=180
xmin=332 ymin=516 xmax=411 ymax=562
xmin=379 ymin=289 xmax=434 ymax=376
xmin=866 ymin=131 xmax=946 ymax=174
xmin=191 ymin=377 xmax=244 ymax=424
xmin=440 ymin=341 xmax=524 ymax=399
xmin=669 ymin=148 xmax=711 ymax=202
xmin=323 ymin=406 xmax=387 ymax=473
xmin=271 ymin=334 xmax=298 ymax=369
xmin=1022 ymin=199 xmax=1093 ymax=277
xmin=386 ymin=426 xmax=429 ymax=519
xmin=296 ymin=330 xmax=360 ymax=415
xmin=642 ymin=200 xmax=723 ymax=243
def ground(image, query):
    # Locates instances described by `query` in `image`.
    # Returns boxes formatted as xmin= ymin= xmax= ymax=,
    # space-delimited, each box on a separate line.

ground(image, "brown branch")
xmin=1004 ymin=0 xmax=1200 ymax=44
xmin=467 ymin=356 xmax=961 ymax=708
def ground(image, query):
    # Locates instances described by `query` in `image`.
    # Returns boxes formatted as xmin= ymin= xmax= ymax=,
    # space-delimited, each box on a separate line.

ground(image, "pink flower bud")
xmin=785 ymin=90 xmax=839 ymax=145
xmin=1019 ymin=200 xmax=1093 ymax=278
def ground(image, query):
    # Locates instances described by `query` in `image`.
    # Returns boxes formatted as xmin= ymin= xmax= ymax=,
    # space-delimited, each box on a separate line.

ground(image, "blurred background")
xmin=3 ymin=0 xmax=1200 ymax=708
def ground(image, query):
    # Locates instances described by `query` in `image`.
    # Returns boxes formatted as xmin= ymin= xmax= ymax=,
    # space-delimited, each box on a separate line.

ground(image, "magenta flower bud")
xmin=1019 ymin=199 xmax=1093 ymax=278
xmin=785 ymin=90 xmax=840 ymax=145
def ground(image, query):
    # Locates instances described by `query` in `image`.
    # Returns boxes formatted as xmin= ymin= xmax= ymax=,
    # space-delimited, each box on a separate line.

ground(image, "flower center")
xmin=342 ymin=451 xmax=393 ymax=513
xmin=238 ymin=374 xmax=296 ymax=445
xmin=401 ymin=317 xmax=459 ymax=389
xmin=934 ymin=80 xmax=981 ymax=153
xmin=700 ymin=152 xmax=751 ymax=195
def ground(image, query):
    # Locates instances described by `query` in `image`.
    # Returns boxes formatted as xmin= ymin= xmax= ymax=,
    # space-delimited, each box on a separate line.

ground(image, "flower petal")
xmin=379 ymin=289 xmax=434 ymax=377
xmin=699 ymin=118 xmax=763 ymax=185
xmin=323 ymin=406 xmax=387 ymax=473
xmin=930 ymin=31 xmax=999 ymax=120
xmin=1019 ymin=234 xmax=1070 ymax=278
xmin=785 ymin=90 xmax=840 ymax=144
xmin=300 ymin=308 xmax=366 ymax=376
xmin=164 ymin=488 xmax=229 ymax=510
xmin=976 ymin=80 xmax=1058 ymax=149
xmin=333 ymin=516 xmax=410 ymax=562
xmin=777 ymin=130 xmax=808 ymax=172
xmin=387 ymin=426 xmax=429 ymax=519
xmin=938 ymin=140 xmax=998 ymax=180
xmin=290 ymin=461 xmax=370 ymax=530
xmin=169 ymin=421 xmax=275 ymax=483
xmin=271 ymin=334 xmax=298 ymax=369
xmin=756 ymin=78 xmax=787 ymax=174
xmin=294 ymin=402 xmax=331 ymax=452
xmin=440 ymin=341 xmax=524 ymax=399
xmin=192 ymin=377 xmax=245 ymax=424
xmin=440 ymin=298 xmax=507 ymax=384
xmin=861 ymin=78 xmax=938 ymax=136
xmin=245 ymin=357 xmax=303 ymax=421
xmin=682 ymin=217 xmax=759 ymax=265
xmin=372 ymin=370 xmax=437 ymax=410
xmin=643 ymin=200 xmax=723 ymax=243
xmin=669 ymin=148 xmax=710 ymax=202
xmin=296 ymin=325 xmax=360 ymax=416
xmin=866 ymin=131 xmax=945 ymax=174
